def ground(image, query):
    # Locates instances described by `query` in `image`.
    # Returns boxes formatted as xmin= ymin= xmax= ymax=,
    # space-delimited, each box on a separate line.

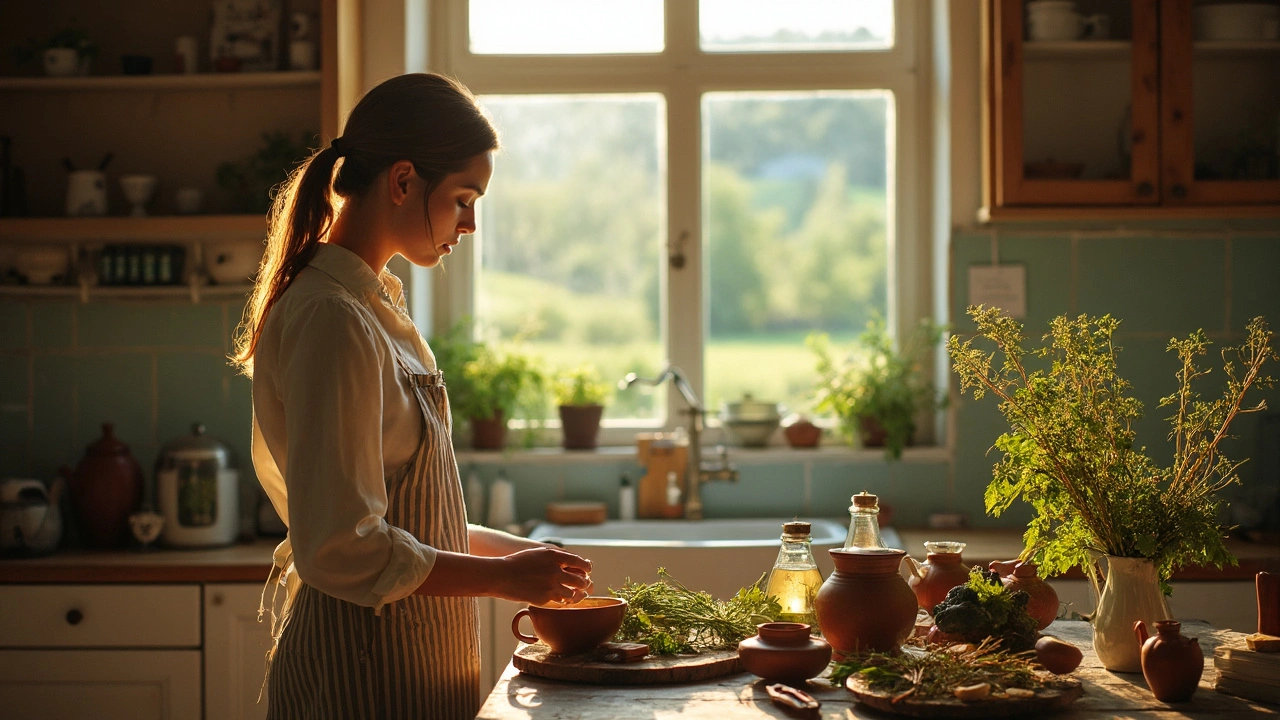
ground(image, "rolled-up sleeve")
xmin=276 ymin=295 xmax=436 ymax=609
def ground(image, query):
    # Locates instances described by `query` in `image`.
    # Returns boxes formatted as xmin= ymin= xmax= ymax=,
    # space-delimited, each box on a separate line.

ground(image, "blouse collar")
xmin=308 ymin=243 xmax=386 ymax=300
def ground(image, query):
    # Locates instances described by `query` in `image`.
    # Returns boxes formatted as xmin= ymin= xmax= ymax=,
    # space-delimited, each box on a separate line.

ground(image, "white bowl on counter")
xmin=203 ymin=241 xmax=262 ymax=285
xmin=15 ymin=247 xmax=70 ymax=285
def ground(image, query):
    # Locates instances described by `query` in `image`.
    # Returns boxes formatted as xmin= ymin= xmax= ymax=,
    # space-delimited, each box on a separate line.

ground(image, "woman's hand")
xmin=497 ymin=546 xmax=593 ymax=605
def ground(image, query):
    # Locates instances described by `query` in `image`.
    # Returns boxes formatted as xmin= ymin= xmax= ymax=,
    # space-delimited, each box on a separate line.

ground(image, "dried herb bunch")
xmin=948 ymin=307 xmax=1276 ymax=584
xmin=609 ymin=568 xmax=780 ymax=655
xmin=830 ymin=638 xmax=1039 ymax=700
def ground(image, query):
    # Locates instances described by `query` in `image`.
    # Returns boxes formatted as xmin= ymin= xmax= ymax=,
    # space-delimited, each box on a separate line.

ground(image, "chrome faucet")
xmin=621 ymin=365 xmax=739 ymax=520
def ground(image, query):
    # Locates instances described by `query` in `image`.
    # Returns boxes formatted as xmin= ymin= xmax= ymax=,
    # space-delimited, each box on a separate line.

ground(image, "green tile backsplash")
xmin=4 ymin=223 xmax=1280 ymax=540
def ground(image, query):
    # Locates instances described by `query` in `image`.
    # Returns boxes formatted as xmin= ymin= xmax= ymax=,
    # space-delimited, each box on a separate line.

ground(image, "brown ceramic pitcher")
xmin=1134 ymin=620 xmax=1203 ymax=702
xmin=61 ymin=423 xmax=144 ymax=548
xmin=815 ymin=548 xmax=917 ymax=654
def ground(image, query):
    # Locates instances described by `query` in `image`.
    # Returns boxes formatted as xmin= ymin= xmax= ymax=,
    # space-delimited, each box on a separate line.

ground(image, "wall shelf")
xmin=0 ymin=281 xmax=252 ymax=303
xmin=0 ymin=71 xmax=321 ymax=92
xmin=1023 ymin=40 xmax=1131 ymax=60
xmin=1194 ymin=41 xmax=1280 ymax=57
xmin=0 ymin=215 xmax=267 ymax=243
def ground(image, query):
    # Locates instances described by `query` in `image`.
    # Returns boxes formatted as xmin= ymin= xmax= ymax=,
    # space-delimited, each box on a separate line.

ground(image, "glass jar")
xmin=842 ymin=491 xmax=888 ymax=550
xmin=765 ymin=521 xmax=824 ymax=629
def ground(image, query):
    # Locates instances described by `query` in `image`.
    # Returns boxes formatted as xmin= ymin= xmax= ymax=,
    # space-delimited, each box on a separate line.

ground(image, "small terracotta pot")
xmin=512 ymin=596 xmax=628 ymax=656
xmin=470 ymin=412 xmax=506 ymax=450
xmin=815 ymin=548 xmax=917 ymax=654
xmin=738 ymin=622 xmax=832 ymax=685
xmin=1134 ymin=620 xmax=1203 ymax=702
xmin=559 ymin=404 xmax=603 ymax=450
xmin=62 ymin=423 xmax=144 ymax=548
xmin=783 ymin=419 xmax=821 ymax=448
xmin=858 ymin=416 xmax=888 ymax=447
xmin=907 ymin=542 xmax=970 ymax=613
xmin=1001 ymin=561 xmax=1060 ymax=630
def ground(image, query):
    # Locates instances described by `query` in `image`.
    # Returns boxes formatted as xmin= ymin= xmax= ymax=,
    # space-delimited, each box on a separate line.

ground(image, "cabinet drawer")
xmin=0 ymin=585 xmax=201 ymax=648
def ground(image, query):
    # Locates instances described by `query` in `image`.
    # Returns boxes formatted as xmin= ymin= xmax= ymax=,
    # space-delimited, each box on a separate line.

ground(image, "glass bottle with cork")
xmin=765 ymin=521 xmax=824 ymax=630
xmin=843 ymin=491 xmax=889 ymax=550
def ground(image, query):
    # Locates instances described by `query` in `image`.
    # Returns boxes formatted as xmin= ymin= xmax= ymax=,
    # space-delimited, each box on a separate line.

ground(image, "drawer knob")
xmin=212 ymin=593 xmax=225 ymax=607
xmin=65 ymin=609 xmax=84 ymax=626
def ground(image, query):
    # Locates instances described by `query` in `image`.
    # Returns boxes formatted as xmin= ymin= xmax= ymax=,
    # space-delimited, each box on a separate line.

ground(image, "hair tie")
xmin=330 ymin=137 xmax=344 ymax=156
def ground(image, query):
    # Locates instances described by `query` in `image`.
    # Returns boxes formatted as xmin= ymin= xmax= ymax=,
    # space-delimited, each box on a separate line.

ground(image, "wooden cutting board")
xmin=512 ymin=643 xmax=742 ymax=685
xmin=845 ymin=675 xmax=1082 ymax=718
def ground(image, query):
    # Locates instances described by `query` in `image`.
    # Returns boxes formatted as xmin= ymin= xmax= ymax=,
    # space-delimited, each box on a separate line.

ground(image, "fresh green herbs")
xmin=609 ymin=568 xmax=780 ymax=655
xmin=932 ymin=568 xmax=1038 ymax=652
xmin=830 ymin=638 xmax=1039 ymax=700
xmin=948 ymin=309 xmax=1276 ymax=585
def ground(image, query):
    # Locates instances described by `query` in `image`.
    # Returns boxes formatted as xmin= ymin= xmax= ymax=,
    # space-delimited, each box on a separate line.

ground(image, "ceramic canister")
xmin=815 ymin=548 xmax=917 ymax=654
xmin=738 ymin=622 xmax=832 ymax=685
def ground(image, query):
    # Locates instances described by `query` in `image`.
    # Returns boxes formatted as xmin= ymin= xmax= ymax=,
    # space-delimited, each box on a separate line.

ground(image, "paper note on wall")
xmin=968 ymin=265 xmax=1027 ymax=318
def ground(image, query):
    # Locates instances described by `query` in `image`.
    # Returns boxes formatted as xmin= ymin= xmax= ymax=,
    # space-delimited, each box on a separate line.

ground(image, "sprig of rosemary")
xmin=609 ymin=568 xmax=781 ymax=655
xmin=829 ymin=638 xmax=1039 ymax=700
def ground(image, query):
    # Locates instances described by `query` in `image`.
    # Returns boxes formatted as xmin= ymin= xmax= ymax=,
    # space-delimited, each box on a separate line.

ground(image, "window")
xmin=428 ymin=0 xmax=929 ymax=443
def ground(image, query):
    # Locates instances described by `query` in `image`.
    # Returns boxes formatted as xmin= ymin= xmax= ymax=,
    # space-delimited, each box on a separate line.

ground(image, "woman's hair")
xmin=230 ymin=73 xmax=498 ymax=376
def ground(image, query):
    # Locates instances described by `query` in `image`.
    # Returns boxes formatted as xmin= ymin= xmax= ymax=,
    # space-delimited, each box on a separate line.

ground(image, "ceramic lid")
xmin=720 ymin=393 xmax=782 ymax=421
xmin=158 ymin=423 xmax=236 ymax=468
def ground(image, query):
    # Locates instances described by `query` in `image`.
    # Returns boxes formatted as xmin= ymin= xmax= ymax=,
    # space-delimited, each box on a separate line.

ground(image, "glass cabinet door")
xmin=991 ymin=0 xmax=1160 ymax=206
xmin=1161 ymin=0 xmax=1280 ymax=206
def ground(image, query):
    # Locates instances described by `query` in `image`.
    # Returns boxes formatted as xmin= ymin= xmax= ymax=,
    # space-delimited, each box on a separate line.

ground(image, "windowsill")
xmin=453 ymin=444 xmax=950 ymax=465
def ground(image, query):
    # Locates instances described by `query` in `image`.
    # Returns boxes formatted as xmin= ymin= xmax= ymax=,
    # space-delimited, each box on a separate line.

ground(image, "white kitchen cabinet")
xmin=0 ymin=649 xmax=202 ymax=720
xmin=478 ymin=596 xmax=525 ymax=701
xmin=205 ymin=583 xmax=274 ymax=720
xmin=0 ymin=584 xmax=202 ymax=719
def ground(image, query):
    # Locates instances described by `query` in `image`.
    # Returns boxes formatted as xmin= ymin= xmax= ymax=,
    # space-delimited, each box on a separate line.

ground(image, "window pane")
xmin=700 ymin=0 xmax=894 ymax=52
xmin=469 ymin=0 xmax=664 ymax=54
xmin=702 ymin=91 xmax=891 ymax=419
xmin=475 ymin=95 xmax=666 ymax=422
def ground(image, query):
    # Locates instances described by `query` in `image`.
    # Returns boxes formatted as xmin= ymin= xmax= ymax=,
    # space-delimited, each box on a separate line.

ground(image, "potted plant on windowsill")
xmin=948 ymin=306 xmax=1275 ymax=672
xmin=553 ymin=365 xmax=611 ymax=450
xmin=807 ymin=316 xmax=945 ymax=460
xmin=431 ymin=324 xmax=546 ymax=451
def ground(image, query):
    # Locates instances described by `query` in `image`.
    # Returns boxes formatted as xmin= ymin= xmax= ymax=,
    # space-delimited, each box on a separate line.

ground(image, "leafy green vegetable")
xmin=609 ymin=568 xmax=780 ymax=654
xmin=932 ymin=568 xmax=1038 ymax=652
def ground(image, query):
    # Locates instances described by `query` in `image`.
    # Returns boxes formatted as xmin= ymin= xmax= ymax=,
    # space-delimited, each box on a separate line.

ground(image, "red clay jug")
xmin=906 ymin=541 xmax=970 ymax=613
xmin=815 ymin=548 xmax=917 ymax=654
xmin=999 ymin=561 xmax=1060 ymax=630
xmin=62 ymin=423 xmax=144 ymax=548
xmin=1134 ymin=620 xmax=1203 ymax=702
xmin=738 ymin=622 xmax=832 ymax=685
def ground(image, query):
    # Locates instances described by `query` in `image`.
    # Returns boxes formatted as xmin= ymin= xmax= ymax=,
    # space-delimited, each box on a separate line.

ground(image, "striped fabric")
xmin=266 ymin=367 xmax=480 ymax=719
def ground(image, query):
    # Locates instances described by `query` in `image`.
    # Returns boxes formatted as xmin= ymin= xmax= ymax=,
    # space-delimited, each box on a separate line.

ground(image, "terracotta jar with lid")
xmin=815 ymin=548 xmax=917 ymax=654
xmin=738 ymin=622 xmax=832 ymax=685
xmin=60 ymin=422 xmax=144 ymax=548
xmin=990 ymin=559 xmax=1060 ymax=630
xmin=906 ymin=541 xmax=970 ymax=613
xmin=1134 ymin=620 xmax=1203 ymax=702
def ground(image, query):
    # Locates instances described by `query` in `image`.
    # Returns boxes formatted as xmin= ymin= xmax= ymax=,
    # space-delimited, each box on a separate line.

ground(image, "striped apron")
xmin=263 ymin=362 xmax=480 ymax=720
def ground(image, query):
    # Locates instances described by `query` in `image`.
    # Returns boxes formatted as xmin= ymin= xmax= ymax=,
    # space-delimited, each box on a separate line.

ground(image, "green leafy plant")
xmin=948 ymin=306 xmax=1276 ymax=585
xmin=610 ymin=569 xmax=780 ymax=655
xmin=216 ymin=131 xmax=315 ymax=214
xmin=552 ymin=364 xmax=611 ymax=407
xmin=931 ymin=567 xmax=1038 ymax=652
xmin=14 ymin=27 xmax=99 ymax=68
xmin=430 ymin=322 xmax=546 ymax=425
xmin=808 ymin=316 xmax=945 ymax=459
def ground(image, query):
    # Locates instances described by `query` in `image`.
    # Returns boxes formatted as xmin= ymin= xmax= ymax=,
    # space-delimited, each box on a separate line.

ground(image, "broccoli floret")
xmin=928 ymin=567 xmax=1039 ymax=652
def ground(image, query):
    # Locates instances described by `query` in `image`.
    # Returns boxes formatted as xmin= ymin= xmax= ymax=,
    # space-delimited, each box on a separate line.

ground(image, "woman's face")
xmin=401 ymin=151 xmax=494 ymax=268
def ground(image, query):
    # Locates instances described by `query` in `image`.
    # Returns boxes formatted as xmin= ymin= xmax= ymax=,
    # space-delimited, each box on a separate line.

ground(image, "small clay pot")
xmin=559 ymin=404 xmax=603 ymax=450
xmin=738 ymin=622 xmax=832 ymax=685
xmin=815 ymin=548 xmax=917 ymax=654
xmin=783 ymin=418 xmax=821 ymax=448
xmin=1134 ymin=620 xmax=1203 ymax=703
xmin=907 ymin=541 xmax=970 ymax=612
xmin=470 ymin=412 xmax=507 ymax=450
xmin=1002 ymin=561 xmax=1060 ymax=630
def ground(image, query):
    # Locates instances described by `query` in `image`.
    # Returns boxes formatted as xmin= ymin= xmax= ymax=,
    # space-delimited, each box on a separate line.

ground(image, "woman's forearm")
xmin=415 ymin=543 xmax=593 ymax=605
xmin=468 ymin=524 xmax=549 ymax=557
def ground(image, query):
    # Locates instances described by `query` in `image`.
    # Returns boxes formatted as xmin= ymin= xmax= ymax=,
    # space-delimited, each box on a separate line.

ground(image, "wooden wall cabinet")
xmin=986 ymin=0 xmax=1280 ymax=219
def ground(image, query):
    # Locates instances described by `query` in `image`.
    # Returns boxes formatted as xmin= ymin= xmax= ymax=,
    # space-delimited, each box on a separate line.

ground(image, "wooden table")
xmin=476 ymin=620 xmax=1278 ymax=718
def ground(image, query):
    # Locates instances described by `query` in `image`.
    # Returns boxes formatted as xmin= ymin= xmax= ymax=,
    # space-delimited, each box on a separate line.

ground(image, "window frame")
xmin=423 ymin=0 xmax=935 ymax=447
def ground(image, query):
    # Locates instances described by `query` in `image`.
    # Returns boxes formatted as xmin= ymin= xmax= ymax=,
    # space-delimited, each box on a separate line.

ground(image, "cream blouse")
xmin=252 ymin=243 xmax=442 ymax=610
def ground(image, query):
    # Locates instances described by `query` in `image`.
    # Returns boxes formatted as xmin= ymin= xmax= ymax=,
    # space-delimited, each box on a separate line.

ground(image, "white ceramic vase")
xmin=1091 ymin=555 xmax=1171 ymax=673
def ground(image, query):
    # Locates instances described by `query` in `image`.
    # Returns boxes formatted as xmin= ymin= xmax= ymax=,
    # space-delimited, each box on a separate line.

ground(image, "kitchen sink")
xmin=527 ymin=518 xmax=901 ymax=600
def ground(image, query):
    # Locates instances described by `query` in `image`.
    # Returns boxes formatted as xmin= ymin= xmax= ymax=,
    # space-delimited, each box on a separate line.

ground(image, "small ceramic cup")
xmin=175 ymin=187 xmax=204 ymax=214
xmin=511 ymin=596 xmax=628 ymax=656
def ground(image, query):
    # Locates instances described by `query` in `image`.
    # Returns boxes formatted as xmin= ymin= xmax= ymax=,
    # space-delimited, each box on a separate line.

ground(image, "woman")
xmin=232 ymin=73 xmax=593 ymax=719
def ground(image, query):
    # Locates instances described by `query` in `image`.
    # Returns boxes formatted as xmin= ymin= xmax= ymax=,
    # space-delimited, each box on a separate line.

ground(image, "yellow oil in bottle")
xmin=765 ymin=564 xmax=824 ymax=628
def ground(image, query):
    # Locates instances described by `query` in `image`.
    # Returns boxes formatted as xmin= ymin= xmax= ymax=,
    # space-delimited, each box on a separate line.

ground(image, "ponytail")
xmin=230 ymin=143 xmax=342 ymax=376
xmin=229 ymin=73 xmax=498 ymax=377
